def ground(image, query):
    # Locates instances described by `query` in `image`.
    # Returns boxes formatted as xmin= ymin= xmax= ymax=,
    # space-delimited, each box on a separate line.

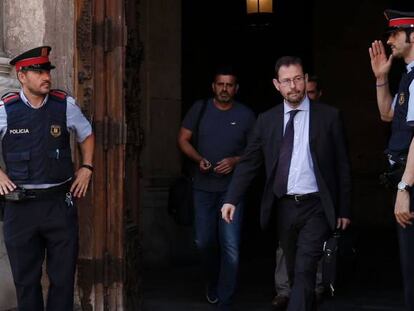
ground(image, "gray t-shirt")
xmin=182 ymin=98 xmax=256 ymax=192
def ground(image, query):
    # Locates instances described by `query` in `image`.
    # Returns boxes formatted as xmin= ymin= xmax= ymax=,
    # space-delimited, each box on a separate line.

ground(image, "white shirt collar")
xmin=19 ymin=90 xmax=49 ymax=108
xmin=283 ymin=95 xmax=310 ymax=114
xmin=407 ymin=60 xmax=414 ymax=73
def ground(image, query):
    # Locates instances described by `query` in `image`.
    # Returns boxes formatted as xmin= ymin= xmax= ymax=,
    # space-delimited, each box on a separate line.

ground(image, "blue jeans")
xmin=193 ymin=189 xmax=244 ymax=308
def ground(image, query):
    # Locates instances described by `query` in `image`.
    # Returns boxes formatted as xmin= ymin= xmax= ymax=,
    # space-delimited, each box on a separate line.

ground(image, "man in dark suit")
xmin=221 ymin=56 xmax=351 ymax=311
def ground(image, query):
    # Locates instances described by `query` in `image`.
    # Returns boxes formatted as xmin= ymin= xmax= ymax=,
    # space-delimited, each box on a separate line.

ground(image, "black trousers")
xmin=3 ymin=191 xmax=78 ymax=311
xmin=276 ymin=196 xmax=330 ymax=311
xmin=397 ymin=193 xmax=414 ymax=311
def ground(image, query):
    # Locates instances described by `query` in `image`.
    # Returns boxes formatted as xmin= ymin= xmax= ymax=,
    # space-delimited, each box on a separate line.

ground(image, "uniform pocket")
xmin=47 ymin=148 xmax=74 ymax=181
xmin=5 ymin=151 xmax=30 ymax=180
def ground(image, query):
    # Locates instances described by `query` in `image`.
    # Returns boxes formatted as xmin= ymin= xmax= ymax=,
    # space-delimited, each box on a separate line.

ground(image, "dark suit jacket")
xmin=225 ymin=102 xmax=351 ymax=230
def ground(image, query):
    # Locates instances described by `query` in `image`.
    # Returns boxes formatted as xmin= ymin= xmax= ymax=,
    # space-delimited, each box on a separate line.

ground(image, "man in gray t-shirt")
xmin=178 ymin=66 xmax=255 ymax=310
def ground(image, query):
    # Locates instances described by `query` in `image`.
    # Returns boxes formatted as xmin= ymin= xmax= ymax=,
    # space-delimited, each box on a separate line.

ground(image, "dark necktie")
xmin=274 ymin=109 xmax=299 ymax=198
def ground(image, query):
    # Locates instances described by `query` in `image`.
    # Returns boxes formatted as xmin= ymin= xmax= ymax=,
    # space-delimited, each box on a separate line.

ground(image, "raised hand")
xmin=369 ymin=40 xmax=393 ymax=79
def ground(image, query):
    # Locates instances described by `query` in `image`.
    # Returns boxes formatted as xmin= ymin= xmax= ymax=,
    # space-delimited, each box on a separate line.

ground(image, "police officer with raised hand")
xmin=0 ymin=46 xmax=94 ymax=310
xmin=369 ymin=9 xmax=414 ymax=311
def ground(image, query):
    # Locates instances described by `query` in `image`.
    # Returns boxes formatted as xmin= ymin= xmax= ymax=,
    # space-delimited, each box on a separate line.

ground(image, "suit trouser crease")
xmin=3 ymin=192 xmax=78 ymax=311
xmin=275 ymin=246 xmax=325 ymax=296
xmin=276 ymin=197 xmax=330 ymax=311
xmin=193 ymin=189 xmax=243 ymax=307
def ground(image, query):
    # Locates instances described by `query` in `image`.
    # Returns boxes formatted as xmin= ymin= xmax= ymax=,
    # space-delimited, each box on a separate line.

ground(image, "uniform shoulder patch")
xmin=1 ymin=92 xmax=20 ymax=105
xmin=50 ymin=89 xmax=68 ymax=102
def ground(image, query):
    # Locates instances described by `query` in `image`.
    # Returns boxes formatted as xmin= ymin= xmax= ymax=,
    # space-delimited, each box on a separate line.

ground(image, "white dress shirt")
xmin=283 ymin=96 xmax=319 ymax=195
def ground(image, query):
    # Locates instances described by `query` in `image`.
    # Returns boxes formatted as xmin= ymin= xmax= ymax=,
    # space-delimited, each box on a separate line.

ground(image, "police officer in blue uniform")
xmin=369 ymin=10 xmax=414 ymax=311
xmin=0 ymin=46 xmax=94 ymax=310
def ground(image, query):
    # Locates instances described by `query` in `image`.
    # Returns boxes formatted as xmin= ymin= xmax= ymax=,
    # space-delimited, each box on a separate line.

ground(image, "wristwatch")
xmin=397 ymin=180 xmax=411 ymax=192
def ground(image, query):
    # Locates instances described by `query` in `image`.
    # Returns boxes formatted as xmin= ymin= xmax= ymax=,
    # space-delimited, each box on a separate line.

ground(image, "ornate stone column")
xmin=0 ymin=0 xmax=19 ymax=96
xmin=0 ymin=2 xmax=18 ymax=309
xmin=0 ymin=0 xmax=19 ymax=95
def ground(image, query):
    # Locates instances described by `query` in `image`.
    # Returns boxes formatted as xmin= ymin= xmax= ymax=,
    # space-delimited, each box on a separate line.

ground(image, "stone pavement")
xmin=0 ymin=222 xmax=17 ymax=311
xmin=143 ymin=226 xmax=406 ymax=311
xmin=143 ymin=262 xmax=405 ymax=311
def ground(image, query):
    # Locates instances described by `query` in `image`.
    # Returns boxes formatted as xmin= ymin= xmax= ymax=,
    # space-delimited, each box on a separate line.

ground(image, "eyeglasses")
xmin=278 ymin=76 xmax=305 ymax=87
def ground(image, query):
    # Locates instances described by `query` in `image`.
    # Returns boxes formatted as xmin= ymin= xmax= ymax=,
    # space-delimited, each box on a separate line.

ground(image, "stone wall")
xmin=4 ymin=0 xmax=74 ymax=92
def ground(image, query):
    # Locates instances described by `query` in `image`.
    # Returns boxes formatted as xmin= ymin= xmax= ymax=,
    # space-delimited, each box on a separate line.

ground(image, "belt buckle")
xmin=294 ymin=194 xmax=300 ymax=203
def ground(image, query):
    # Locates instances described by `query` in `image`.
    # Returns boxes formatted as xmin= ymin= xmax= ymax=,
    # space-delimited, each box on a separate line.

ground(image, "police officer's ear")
xmin=304 ymin=73 xmax=309 ymax=84
xmin=410 ymin=31 xmax=414 ymax=43
xmin=16 ymin=70 xmax=26 ymax=84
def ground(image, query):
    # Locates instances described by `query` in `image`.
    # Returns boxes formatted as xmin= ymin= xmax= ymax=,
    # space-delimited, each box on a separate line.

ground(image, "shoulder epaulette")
xmin=1 ymin=92 xmax=20 ymax=105
xmin=50 ymin=89 xmax=68 ymax=102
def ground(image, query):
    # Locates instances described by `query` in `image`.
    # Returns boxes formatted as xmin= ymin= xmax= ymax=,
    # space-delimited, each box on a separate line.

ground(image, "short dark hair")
xmin=308 ymin=75 xmax=322 ymax=91
xmin=405 ymin=28 xmax=414 ymax=43
xmin=274 ymin=56 xmax=303 ymax=79
xmin=213 ymin=65 xmax=238 ymax=82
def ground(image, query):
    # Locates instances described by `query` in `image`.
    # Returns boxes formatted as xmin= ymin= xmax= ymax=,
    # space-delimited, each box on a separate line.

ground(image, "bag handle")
xmin=191 ymin=99 xmax=208 ymax=149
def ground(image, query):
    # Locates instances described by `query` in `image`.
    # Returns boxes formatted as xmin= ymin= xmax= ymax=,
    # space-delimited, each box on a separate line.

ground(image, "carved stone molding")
xmin=125 ymin=0 xmax=144 ymax=157
xmin=76 ymin=0 xmax=93 ymax=117
xmin=0 ymin=3 xmax=7 ymax=57
xmin=0 ymin=57 xmax=20 ymax=97
xmin=76 ymin=0 xmax=93 ymax=78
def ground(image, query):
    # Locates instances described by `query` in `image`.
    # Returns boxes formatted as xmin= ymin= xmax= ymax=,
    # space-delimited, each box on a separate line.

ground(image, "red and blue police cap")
xmin=9 ymin=46 xmax=55 ymax=72
xmin=384 ymin=9 xmax=414 ymax=34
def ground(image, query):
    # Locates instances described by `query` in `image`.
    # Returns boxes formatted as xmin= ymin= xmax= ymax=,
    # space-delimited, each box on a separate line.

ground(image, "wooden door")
xmin=75 ymin=0 xmax=127 ymax=309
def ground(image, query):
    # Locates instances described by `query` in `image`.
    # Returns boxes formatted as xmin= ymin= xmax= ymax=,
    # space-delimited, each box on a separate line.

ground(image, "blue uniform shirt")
xmin=387 ymin=61 xmax=414 ymax=162
xmin=0 ymin=90 xmax=92 ymax=142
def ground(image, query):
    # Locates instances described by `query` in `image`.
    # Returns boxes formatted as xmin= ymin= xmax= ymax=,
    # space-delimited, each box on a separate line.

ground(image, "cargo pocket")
xmin=6 ymin=152 xmax=30 ymax=180
xmin=47 ymin=148 xmax=74 ymax=181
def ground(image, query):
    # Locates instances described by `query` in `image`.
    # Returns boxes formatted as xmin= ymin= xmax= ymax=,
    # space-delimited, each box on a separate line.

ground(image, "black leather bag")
xmin=168 ymin=100 xmax=208 ymax=226
xmin=322 ymin=231 xmax=340 ymax=295
xmin=322 ymin=230 xmax=357 ymax=296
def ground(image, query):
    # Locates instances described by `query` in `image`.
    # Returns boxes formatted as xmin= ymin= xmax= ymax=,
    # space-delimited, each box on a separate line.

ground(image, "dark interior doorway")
xmin=176 ymin=0 xmax=413 ymax=309
xmin=182 ymin=0 xmax=315 ymax=116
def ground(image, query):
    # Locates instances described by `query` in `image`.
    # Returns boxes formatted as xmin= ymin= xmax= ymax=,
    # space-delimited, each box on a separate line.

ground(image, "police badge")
xmin=50 ymin=125 xmax=61 ymax=137
xmin=399 ymin=92 xmax=405 ymax=105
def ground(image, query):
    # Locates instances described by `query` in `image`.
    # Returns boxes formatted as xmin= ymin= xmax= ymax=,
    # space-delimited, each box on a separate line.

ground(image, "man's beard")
xmin=390 ymin=43 xmax=411 ymax=58
xmin=28 ymin=83 xmax=51 ymax=96
xmin=216 ymin=92 xmax=232 ymax=103
xmin=285 ymin=90 xmax=305 ymax=104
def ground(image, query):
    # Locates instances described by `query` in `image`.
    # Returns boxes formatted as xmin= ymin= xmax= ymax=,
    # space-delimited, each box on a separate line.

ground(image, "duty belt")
xmin=4 ymin=182 xmax=70 ymax=202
